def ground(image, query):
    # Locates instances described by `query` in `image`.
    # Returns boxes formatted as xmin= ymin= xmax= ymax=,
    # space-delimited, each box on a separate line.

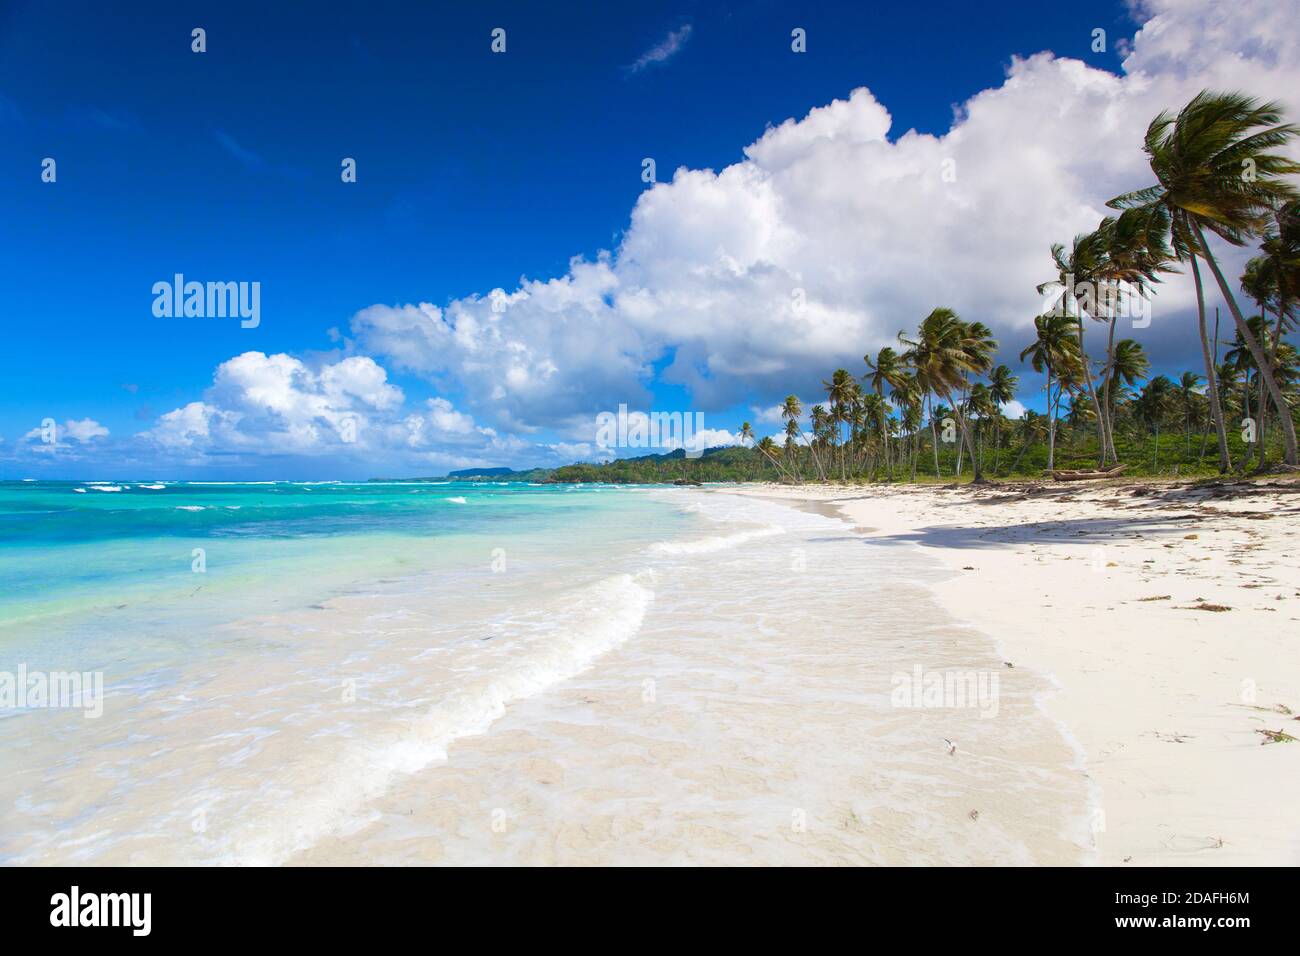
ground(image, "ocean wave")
xmin=175 ymin=505 xmax=207 ymax=512
xmin=222 ymin=571 xmax=654 ymax=865
xmin=445 ymin=496 xmax=468 ymax=504
xmin=649 ymin=525 xmax=785 ymax=555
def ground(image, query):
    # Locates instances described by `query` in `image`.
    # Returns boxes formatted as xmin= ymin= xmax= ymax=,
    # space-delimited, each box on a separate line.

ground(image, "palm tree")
xmin=899 ymin=396 xmax=922 ymax=480
xmin=821 ymin=370 xmax=856 ymax=481
xmin=1019 ymin=313 xmax=1080 ymax=471
xmin=1092 ymin=209 xmax=1175 ymax=465
xmin=782 ymin=419 xmax=802 ymax=478
xmin=809 ymin=404 xmax=830 ymax=474
xmin=1241 ymin=204 xmax=1299 ymax=469
xmin=756 ymin=436 xmax=782 ymax=479
xmin=956 ymin=320 xmax=997 ymax=479
xmin=1065 ymin=392 xmax=1094 ymax=448
xmin=1009 ymin=411 xmax=1049 ymax=473
xmin=899 ymin=309 xmax=995 ymax=482
xmin=740 ymin=421 xmax=790 ymax=482
xmin=966 ymin=382 xmax=996 ymax=474
xmin=780 ymin=395 xmax=824 ymax=481
xmin=857 ymin=392 xmax=885 ymax=477
xmin=986 ymin=364 xmax=1018 ymax=473
xmin=864 ymin=346 xmax=908 ymax=479
xmin=1175 ymin=371 xmax=1204 ymax=459
xmin=1038 ymin=230 xmax=1109 ymax=464
xmin=1103 ymin=339 xmax=1149 ymax=452
xmin=1136 ymin=375 xmax=1176 ymax=471
xmin=1109 ymin=90 xmax=1300 ymax=466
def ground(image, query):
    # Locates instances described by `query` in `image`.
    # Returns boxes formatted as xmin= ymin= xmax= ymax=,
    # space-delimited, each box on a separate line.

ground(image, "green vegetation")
xmin=728 ymin=88 xmax=1300 ymax=485
xmin=378 ymin=90 xmax=1299 ymax=488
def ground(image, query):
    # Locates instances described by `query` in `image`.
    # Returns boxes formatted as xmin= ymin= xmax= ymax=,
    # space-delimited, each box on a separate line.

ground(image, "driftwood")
xmin=1051 ymin=464 xmax=1128 ymax=482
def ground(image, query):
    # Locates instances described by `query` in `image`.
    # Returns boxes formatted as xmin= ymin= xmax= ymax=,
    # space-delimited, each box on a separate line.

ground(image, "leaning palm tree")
xmin=1019 ymin=313 xmax=1080 ymax=471
xmin=756 ymin=436 xmax=783 ymax=479
xmin=1241 ymin=203 xmax=1299 ymax=469
xmin=1109 ymin=90 xmax=1300 ymax=466
xmin=739 ymin=421 xmax=790 ymax=482
xmin=1008 ymin=411 xmax=1049 ymax=473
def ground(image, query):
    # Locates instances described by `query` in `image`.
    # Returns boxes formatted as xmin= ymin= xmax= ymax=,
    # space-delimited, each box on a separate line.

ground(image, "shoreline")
xmin=715 ymin=478 xmax=1300 ymax=865
xmin=294 ymin=488 xmax=1090 ymax=865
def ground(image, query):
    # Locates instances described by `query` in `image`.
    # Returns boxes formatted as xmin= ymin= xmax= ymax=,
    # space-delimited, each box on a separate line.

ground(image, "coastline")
xmin=715 ymin=478 xmax=1300 ymax=865
xmin=295 ymin=488 xmax=1091 ymax=865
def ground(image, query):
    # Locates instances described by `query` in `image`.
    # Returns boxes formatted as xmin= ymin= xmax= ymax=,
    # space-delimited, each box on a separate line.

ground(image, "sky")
xmin=2 ymin=0 xmax=1298 ymax=479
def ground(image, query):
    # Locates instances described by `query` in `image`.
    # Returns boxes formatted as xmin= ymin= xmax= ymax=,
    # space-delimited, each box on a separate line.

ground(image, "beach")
xmin=718 ymin=478 xmax=1300 ymax=865
xmin=2 ymin=478 xmax=1295 ymax=866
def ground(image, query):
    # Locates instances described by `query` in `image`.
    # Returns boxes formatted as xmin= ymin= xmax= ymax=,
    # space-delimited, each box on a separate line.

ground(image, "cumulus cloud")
xmin=145 ymin=352 xmax=405 ymax=455
xmin=135 ymin=352 xmax=537 ymax=474
xmin=351 ymin=0 xmax=1300 ymax=427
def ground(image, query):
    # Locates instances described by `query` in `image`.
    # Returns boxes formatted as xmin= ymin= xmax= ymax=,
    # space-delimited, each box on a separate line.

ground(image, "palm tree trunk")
xmin=1257 ymin=305 xmax=1271 ymax=471
xmin=1190 ymin=254 xmax=1231 ymax=472
xmin=1045 ymin=366 xmax=1056 ymax=472
xmin=928 ymin=395 xmax=941 ymax=478
xmin=942 ymin=390 xmax=983 ymax=483
xmin=1261 ymin=294 xmax=1292 ymax=469
xmin=794 ymin=424 xmax=824 ymax=482
xmin=1194 ymin=222 xmax=1298 ymax=466
xmin=1067 ymin=297 xmax=1106 ymax=467
xmin=1099 ymin=318 xmax=1119 ymax=465
xmin=1010 ymin=434 xmax=1033 ymax=472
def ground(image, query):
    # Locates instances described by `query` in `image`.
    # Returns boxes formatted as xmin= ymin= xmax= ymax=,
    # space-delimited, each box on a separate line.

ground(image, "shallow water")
xmin=0 ymin=481 xmax=1092 ymax=865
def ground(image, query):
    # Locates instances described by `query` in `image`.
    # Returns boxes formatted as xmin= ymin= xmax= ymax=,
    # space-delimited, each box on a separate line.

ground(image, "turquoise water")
xmin=0 ymin=479 xmax=708 ymax=863
xmin=0 ymin=480 xmax=687 ymax=665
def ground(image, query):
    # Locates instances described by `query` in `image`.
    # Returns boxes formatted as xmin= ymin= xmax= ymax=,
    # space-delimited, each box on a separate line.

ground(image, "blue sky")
xmin=2 ymin=0 xmax=1291 ymax=478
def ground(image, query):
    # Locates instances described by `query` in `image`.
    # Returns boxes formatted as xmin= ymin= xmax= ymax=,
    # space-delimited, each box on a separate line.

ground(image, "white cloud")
xmin=137 ymin=352 xmax=538 ymax=474
xmin=749 ymin=404 xmax=787 ymax=426
xmin=351 ymin=0 xmax=1300 ymax=425
xmin=21 ymin=418 xmax=109 ymax=445
xmin=145 ymin=352 xmax=405 ymax=456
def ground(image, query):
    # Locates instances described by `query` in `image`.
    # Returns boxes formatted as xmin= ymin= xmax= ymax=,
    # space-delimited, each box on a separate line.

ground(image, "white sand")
xmin=718 ymin=478 xmax=1300 ymax=865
